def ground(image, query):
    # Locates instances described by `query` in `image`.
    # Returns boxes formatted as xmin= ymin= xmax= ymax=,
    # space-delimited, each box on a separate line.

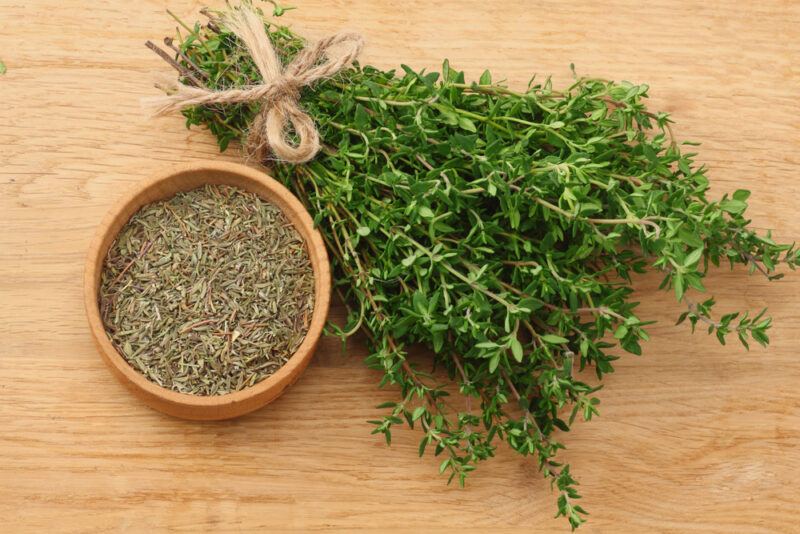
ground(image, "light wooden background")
xmin=1 ymin=1 xmax=799 ymax=532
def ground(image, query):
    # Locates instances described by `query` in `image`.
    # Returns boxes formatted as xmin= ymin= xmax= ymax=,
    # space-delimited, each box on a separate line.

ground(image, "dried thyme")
xmin=100 ymin=184 xmax=315 ymax=396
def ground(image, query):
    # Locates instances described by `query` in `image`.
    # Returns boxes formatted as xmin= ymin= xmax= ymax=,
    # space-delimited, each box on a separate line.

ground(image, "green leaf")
xmin=0 ymin=60 xmax=6 ymax=75
xmin=451 ymin=133 xmax=477 ymax=151
xmin=674 ymin=272 xmax=685 ymax=301
xmin=720 ymin=199 xmax=747 ymax=215
xmin=418 ymin=437 xmax=429 ymax=457
xmin=479 ymin=69 xmax=492 ymax=85
xmin=590 ymin=107 xmax=605 ymax=121
xmin=642 ymin=143 xmax=658 ymax=163
xmin=411 ymin=406 xmax=426 ymax=421
xmin=354 ymin=104 xmax=370 ymax=129
xmin=419 ymin=206 xmax=435 ymax=218
xmin=412 ymin=291 xmax=427 ymax=313
xmin=553 ymin=418 xmax=570 ymax=431
xmin=622 ymin=338 xmax=642 ymax=355
xmin=488 ymin=353 xmax=500 ymax=373
xmin=439 ymin=109 xmax=459 ymax=125
xmin=439 ymin=458 xmax=450 ymax=474
xmin=613 ymin=325 xmax=628 ymax=339
xmin=356 ymin=226 xmax=371 ymax=236
xmin=458 ymin=116 xmax=477 ymax=132
xmin=678 ymin=228 xmax=704 ymax=248
xmin=686 ymin=274 xmax=706 ymax=292
xmin=732 ymin=189 xmax=751 ymax=201
xmin=683 ymin=247 xmax=704 ymax=268
xmin=518 ymin=297 xmax=543 ymax=312
xmin=510 ymin=338 xmax=524 ymax=362
xmin=542 ymin=334 xmax=568 ymax=344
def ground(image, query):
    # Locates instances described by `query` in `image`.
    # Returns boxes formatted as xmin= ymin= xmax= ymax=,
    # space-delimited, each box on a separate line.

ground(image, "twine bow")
xmin=145 ymin=6 xmax=364 ymax=163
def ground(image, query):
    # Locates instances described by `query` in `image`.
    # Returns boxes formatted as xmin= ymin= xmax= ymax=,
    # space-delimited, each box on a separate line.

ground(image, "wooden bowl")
xmin=84 ymin=161 xmax=331 ymax=420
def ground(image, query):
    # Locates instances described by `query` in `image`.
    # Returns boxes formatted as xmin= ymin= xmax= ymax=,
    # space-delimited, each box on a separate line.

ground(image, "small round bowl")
xmin=84 ymin=161 xmax=331 ymax=420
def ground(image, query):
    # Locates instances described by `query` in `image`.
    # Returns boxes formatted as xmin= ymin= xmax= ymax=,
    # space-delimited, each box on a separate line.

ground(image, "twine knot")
xmin=270 ymin=77 xmax=302 ymax=102
xmin=145 ymin=6 xmax=364 ymax=164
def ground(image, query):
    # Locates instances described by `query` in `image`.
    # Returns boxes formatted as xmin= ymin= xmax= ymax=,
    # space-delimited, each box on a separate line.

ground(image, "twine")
xmin=145 ymin=6 xmax=364 ymax=163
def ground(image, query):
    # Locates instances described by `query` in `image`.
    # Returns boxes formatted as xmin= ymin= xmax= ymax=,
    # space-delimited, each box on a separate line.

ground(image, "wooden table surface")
xmin=2 ymin=1 xmax=799 ymax=531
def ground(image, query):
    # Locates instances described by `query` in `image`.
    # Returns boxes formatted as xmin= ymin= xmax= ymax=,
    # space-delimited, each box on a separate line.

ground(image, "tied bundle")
xmin=145 ymin=5 xmax=363 ymax=163
xmin=147 ymin=4 xmax=799 ymax=529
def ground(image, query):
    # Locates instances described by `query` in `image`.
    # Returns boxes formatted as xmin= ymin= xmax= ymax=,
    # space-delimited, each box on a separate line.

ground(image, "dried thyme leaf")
xmin=99 ymin=184 xmax=315 ymax=396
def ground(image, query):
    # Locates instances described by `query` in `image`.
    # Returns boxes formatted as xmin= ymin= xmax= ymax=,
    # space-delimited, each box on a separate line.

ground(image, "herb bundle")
xmin=100 ymin=184 xmax=315 ymax=396
xmin=148 ymin=5 xmax=798 ymax=527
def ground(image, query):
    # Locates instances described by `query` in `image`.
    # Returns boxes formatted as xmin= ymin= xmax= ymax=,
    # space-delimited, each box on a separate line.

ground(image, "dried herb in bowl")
xmin=146 ymin=3 xmax=800 ymax=528
xmin=100 ymin=184 xmax=315 ymax=396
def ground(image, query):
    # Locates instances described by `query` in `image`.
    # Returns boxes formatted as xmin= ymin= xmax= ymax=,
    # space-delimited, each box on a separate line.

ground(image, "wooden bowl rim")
xmin=84 ymin=161 xmax=331 ymax=415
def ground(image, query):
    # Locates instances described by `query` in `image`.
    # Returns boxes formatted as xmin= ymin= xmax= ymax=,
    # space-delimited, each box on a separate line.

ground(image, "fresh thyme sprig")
xmin=148 ymin=5 xmax=799 ymax=528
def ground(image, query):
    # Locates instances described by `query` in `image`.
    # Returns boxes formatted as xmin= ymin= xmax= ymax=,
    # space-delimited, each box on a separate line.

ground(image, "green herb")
xmin=100 ymin=184 xmax=315 ymax=396
xmin=149 ymin=6 xmax=798 ymax=527
xmin=0 ymin=60 xmax=6 ymax=76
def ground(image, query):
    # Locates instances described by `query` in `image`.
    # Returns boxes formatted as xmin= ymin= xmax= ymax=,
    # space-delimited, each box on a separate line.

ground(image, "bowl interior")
xmin=85 ymin=162 xmax=330 ymax=418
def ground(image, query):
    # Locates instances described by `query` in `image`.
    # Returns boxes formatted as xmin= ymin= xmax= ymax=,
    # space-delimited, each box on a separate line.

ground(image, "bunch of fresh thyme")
xmin=148 ymin=4 xmax=798 ymax=528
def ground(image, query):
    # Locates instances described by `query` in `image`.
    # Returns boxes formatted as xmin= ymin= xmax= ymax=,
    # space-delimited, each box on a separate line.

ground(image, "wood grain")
xmin=1 ymin=1 xmax=798 ymax=531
